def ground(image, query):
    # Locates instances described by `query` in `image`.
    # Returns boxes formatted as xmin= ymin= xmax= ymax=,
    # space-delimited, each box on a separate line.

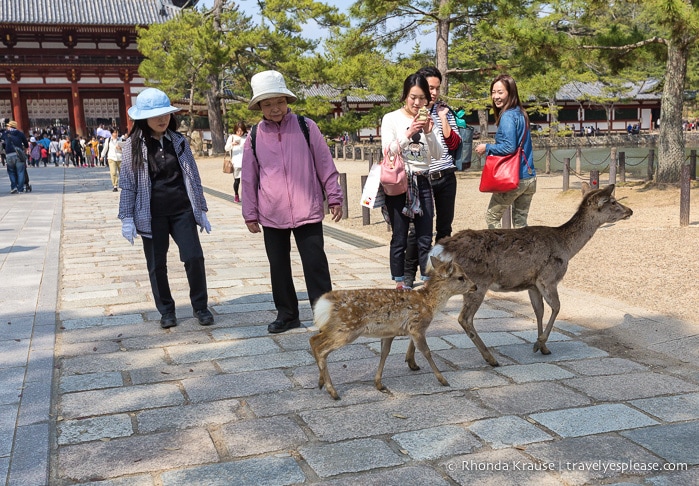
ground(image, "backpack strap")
xmin=250 ymin=114 xmax=310 ymax=162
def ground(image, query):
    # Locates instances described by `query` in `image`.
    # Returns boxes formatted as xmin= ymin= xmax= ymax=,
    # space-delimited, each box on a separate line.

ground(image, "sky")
xmin=196 ymin=0 xmax=416 ymax=57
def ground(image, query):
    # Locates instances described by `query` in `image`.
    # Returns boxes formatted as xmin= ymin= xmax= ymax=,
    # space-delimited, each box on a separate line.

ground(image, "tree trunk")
xmin=207 ymin=0 xmax=226 ymax=155
xmin=548 ymin=99 xmax=558 ymax=136
xmin=478 ymin=109 xmax=488 ymax=138
xmin=657 ymin=39 xmax=689 ymax=183
xmin=435 ymin=4 xmax=450 ymax=93
xmin=206 ymin=78 xmax=225 ymax=155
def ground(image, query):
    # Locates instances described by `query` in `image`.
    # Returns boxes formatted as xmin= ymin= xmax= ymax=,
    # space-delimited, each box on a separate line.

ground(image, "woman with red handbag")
xmin=380 ymin=73 xmax=442 ymax=289
xmin=475 ymin=74 xmax=537 ymax=228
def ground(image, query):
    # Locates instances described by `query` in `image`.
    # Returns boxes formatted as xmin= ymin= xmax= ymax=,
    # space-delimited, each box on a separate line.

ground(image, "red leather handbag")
xmin=479 ymin=130 xmax=527 ymax=193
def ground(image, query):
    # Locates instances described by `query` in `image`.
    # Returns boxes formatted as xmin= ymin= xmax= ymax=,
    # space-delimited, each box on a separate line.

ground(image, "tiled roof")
xmin=0 ymin=0 xmax=182 ymax=26
xmin=557 ymin=79 xmax=661 ymax=101
xmin=301 ymin=84 xmax=389 ymax=103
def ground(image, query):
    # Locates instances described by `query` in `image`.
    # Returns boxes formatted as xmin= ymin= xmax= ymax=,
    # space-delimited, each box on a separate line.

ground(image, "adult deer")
xmin=414 ymin=183 xmax=633 ymax=367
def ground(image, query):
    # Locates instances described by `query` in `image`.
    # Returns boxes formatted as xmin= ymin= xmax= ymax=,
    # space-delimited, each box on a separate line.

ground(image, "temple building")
xmin=0 ymin=0 xmax=197 ymax=136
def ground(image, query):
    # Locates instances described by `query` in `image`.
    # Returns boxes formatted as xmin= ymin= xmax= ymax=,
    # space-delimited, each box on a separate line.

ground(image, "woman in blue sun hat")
xmin=118 ymin=87 xmax=214 ymax=329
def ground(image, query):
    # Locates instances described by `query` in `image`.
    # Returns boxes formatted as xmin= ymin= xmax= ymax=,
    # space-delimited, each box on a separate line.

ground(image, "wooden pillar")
xmin=680 ymin=165 xmax=690 ymax=227
xmin=68 ymin=69 xmax=85 ymax=136
xmin=619 ymin=152 xmax=626 ymax=183
xmin=6 ymin=69 xmax=23 ymax=126
xmin=563 ymin=157 xmax=570 ymax=191
xmin=120 ymin=69 xmax=134 ymax=133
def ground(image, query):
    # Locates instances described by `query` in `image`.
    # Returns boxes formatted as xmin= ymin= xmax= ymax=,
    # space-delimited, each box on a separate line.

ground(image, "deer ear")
xmin=581 ymin=182 xmax=591 ymax=195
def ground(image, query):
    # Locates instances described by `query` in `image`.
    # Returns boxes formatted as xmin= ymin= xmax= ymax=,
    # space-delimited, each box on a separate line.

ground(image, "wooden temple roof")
xmin=0 ymin=0 xmax=189 ymax=26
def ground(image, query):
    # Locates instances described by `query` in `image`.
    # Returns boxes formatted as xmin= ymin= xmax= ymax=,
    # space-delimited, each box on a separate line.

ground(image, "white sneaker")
xmin=10 ymin=188 xmax=17 ymax=194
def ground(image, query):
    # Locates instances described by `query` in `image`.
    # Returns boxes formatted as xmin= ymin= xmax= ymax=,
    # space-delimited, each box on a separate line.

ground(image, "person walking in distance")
xmin=475 ymin=74 xmax=537 ymax=228
xmin=102 ymin=129 xmax=123 ymax=192
xmin=1 ymin=120 xmax=29 ymax=193
xmin=403 ymin=66 xmax=462 ymax=289
xmin=118 ymin=88 xmax=214 ymax=329
xmin=224 ymin=121 xmax=247 ymax=203
xmin=242 ymin=70 xmax=344 ymax=334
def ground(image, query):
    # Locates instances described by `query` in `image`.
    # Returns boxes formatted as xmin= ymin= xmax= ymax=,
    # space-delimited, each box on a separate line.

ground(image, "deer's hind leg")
xmin=528 ymin=287 xmax=548 ymax=354
xmin=405 ymin=340 xmax=420 ymax=371
xmin=458 ymin=289 xmax=499 ymax=366
xmin=309 ymin=329 xmax=355 ymax=400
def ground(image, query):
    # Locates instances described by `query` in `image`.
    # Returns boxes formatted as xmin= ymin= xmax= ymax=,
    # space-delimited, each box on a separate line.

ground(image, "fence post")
xmin=619 ymin=151 xmax=626 ymax=183
xmin=563 ymin=157 xmax=570 ymax=191
xmin=647 ymin=148 xmax=655 ymax=181
xmin=501 ymin=206 xmax=512 ymax=229
xmin=609 ymin=147 xmax=617 ymax=186
xmin=680 ymin=164 xmax=690 ymax=227
xmin=576 ymin=146 xmax=582 ymax=175
xmin=545 ymin=147 xmax=551 ymax=174
xmin=361 ymin=175 xmax=370 ymax=225
xmin=590 ymin=170 xmax=599 ymax=190
xmin=339 ymin=173 xmax=348 ymax=220
xmin=691 ymin=150 xmax=697 ymax=180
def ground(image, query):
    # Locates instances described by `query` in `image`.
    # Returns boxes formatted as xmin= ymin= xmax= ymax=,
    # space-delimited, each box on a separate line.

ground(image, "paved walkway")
xmin=1 ymin=164 xmax=698 ymax=485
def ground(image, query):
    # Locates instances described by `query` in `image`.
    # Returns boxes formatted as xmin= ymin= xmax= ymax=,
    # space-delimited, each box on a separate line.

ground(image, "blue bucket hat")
xmin=128 ymin=88 xmax=180 ymax=120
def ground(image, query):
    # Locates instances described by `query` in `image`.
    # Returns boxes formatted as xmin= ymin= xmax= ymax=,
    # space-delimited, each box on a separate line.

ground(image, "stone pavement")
xmin=1 ymin=163 xmax=699 ymax=485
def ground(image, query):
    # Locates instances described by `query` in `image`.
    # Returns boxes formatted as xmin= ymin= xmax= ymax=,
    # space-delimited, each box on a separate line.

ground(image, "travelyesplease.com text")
xmin=449 ymin=459 xmax=688 ymax=473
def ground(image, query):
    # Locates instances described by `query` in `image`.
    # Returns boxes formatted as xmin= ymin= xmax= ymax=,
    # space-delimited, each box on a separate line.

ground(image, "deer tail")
xmin=313 ymin=295 xmax=334 ymax=330
xmin=428 ymin=244 xmax=454 ymax=269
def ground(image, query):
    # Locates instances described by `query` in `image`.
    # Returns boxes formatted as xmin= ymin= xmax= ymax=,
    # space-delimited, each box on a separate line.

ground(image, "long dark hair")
xmin=490 ymin=74 xmax=529 ymax=127
xmin=400 ymin=73 xmax=432 ymax=104
xmin=127 ymin=114 xmax=177 ymax=172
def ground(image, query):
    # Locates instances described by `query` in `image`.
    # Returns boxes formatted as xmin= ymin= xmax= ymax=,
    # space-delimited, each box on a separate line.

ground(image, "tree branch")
xmin=581 ymin=36 xmax=667 ymax=51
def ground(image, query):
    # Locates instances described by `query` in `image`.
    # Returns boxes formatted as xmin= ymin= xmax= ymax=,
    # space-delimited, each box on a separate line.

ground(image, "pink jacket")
xmin=241 ymin=110 xmax=343 ymax=229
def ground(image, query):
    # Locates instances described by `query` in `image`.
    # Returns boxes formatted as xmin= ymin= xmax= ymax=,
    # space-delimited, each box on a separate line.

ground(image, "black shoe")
xmin=160 ymin=312 xmax=177 ymax=329
xmin=267 ymin=318 xmax=301 ymax=334
xmin=193 ymin=308 xmax=214 ymax=326
xmin=112 ymin=187 xmax=118 ymax=192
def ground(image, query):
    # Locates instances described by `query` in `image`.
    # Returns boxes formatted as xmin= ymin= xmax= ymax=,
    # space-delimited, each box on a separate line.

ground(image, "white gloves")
xmin=200 ymin=211 xmax=211 ymax=234
xmin=121 ymin=217 xmax=137 ymax=245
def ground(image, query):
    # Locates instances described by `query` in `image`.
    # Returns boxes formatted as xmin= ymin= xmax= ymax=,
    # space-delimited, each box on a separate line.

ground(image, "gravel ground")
xmin=199 ymin=155 xmax=699 ymax=327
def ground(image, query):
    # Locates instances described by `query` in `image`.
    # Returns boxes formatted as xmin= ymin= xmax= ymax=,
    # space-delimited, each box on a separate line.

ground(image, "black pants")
xmin=142 ymin=210 xmax=208 ymax=316
xmin=262 ymin=222 xmax=332 ymax=322
xmin=405 ymin=171 xmax=457 ymax=284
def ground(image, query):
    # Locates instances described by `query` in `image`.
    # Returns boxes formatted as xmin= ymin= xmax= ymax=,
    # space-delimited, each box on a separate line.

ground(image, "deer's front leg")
xmin=375 ymin=337 xmax=395 ymax=392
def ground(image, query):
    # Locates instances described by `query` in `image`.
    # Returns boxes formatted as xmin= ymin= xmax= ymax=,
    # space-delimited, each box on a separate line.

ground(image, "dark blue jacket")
xmin=485 ymin=107 xmax=536 ymax=180
xmin=2 ymin=128 xmax=28 ymax=155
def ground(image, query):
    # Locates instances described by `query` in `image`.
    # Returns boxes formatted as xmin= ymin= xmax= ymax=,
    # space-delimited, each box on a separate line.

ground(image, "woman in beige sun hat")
xmin=241 ymin=70 xmax=344 ymax=334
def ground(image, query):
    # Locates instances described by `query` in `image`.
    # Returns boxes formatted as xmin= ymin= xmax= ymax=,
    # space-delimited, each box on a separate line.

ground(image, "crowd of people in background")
xmin=1 ymin=120 xmax=126 ymax=194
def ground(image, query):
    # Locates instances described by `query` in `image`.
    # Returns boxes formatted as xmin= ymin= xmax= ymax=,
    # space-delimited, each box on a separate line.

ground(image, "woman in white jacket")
xmin=380 ymin=73 xmax=441 ymax=289
xmin=224 ymin=121 xmax=247 ymax=202
xmin=101 ymin=129 xmax=122 ymax=192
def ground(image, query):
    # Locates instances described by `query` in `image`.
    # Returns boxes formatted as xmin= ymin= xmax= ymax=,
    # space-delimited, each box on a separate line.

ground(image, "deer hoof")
xmin=438 ymin=378 xmax=450 ymax=387
xmin=533 ymin=341 xmax=551 ymax=355
xmin=327 ymin=388 xmax=340 ymax=400
xmin=407 ymin=362 xmax=420 ymax=371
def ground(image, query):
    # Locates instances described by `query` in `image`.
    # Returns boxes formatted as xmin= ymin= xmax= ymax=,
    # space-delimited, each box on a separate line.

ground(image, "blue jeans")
xmin=6 ymin=153 xmax=26 ymax=192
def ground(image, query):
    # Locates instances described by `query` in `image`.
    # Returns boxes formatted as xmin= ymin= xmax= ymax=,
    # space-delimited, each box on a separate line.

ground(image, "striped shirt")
xmin=429 ymin=104 xmax=459 ymax=173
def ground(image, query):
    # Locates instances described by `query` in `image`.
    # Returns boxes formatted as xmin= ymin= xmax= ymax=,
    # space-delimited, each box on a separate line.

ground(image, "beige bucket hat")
xmin=248 ymin=70 xmax=297 ymax=110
